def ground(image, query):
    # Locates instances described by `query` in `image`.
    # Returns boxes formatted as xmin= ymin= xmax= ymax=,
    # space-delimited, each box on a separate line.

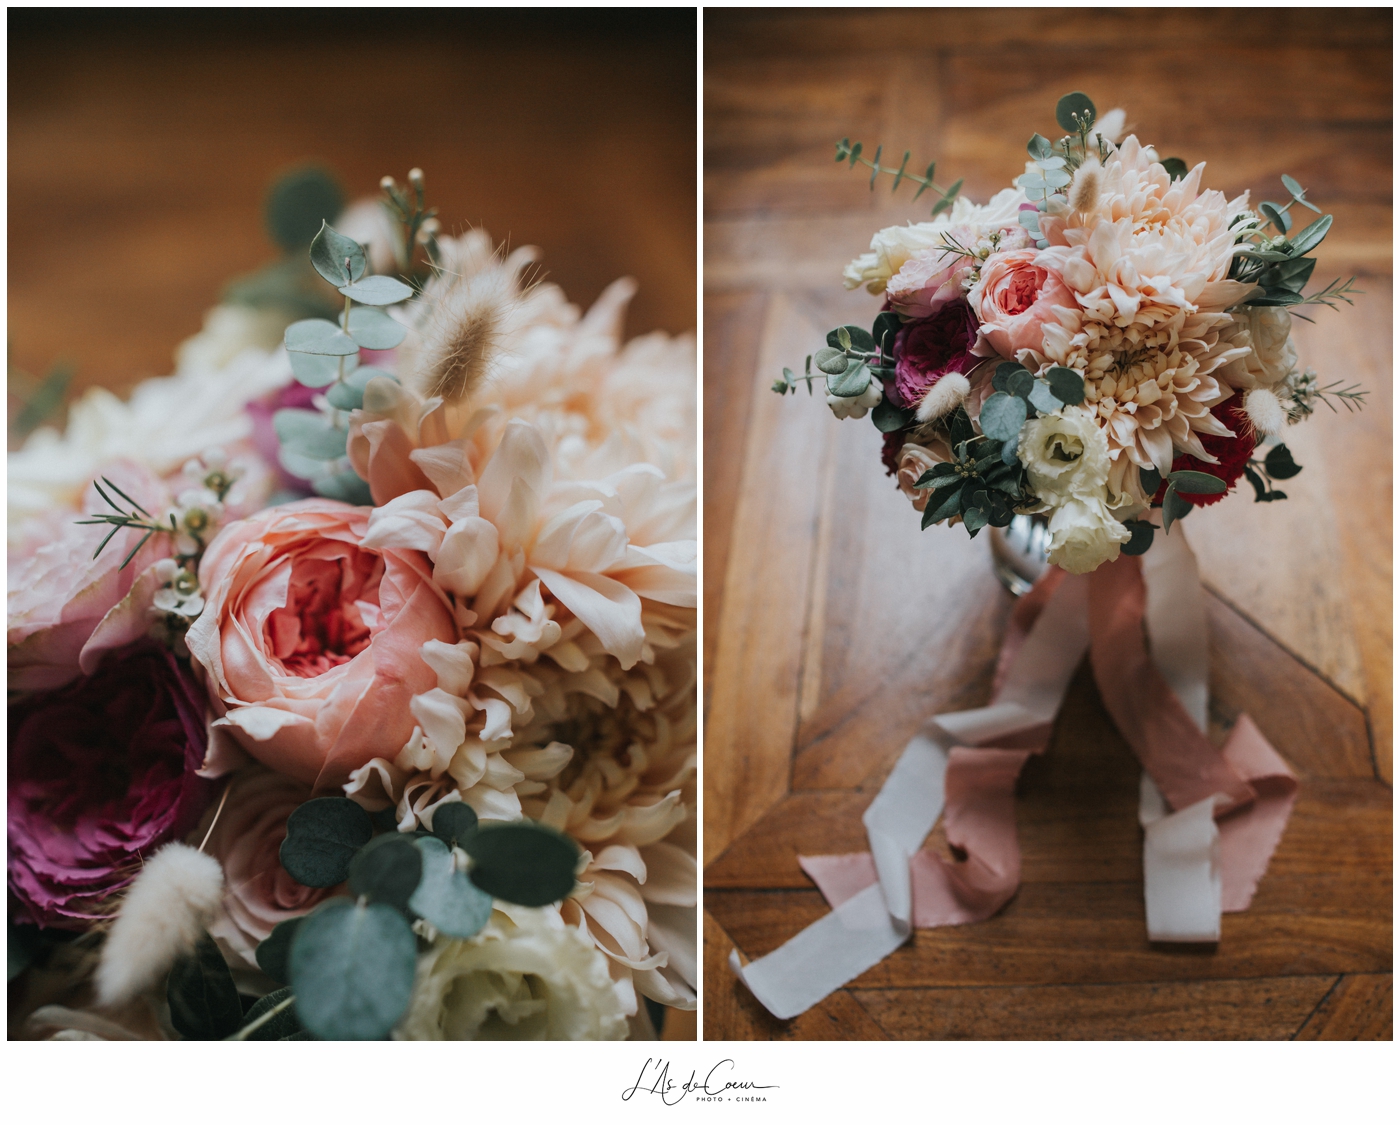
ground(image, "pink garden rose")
xmin=969 ymin=249 xmax=1078 ymax=360
xmin=204 ymin=766 xmax=341 ymax=966
xmin=8 ymin=643 xmax=212 ymax=928
xmin=7 ymin=462 xmax=170 ymax=693
xmin=186 ymin=498 xmax=457 ymax=790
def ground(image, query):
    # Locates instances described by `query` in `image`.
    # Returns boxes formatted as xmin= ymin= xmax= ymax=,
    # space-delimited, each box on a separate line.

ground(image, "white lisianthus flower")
xmin=395 ymin=905 xmax=629 ymax=1041
xmin=1045 ymin=495 xmax=1132 ymax=575
xmin=1017 ymin=405 xmax=1111 ymax=503
xmin=826 ymin=378 xmax=882 ymax=420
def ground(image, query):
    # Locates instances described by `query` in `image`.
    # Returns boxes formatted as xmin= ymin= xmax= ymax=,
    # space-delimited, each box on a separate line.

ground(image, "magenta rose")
xmin=890 ymin=300 xmax=981 ymax=411
xmin=8 ymin=643 xmax=213 ymax=929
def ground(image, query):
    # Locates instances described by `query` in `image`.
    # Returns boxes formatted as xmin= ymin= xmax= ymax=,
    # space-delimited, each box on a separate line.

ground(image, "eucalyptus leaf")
xmin=168 ymin=933 xmax=243 ymax=1041
xmin=339 ymin=275 xmax=414 ymax=306
xmin=279 ymin=446 xmax=334 ymax=481
xmin=309 ymin=222 xmax=367 ymax=287
xmin=289 ymin=898 xmax=417 ymax=1041
xmin=1027 ymin=380 xmax=1061 ymax=415
xmin=347 ymin=306 xmax=407 ymax=350
xmin=979 ymin=392 xmax=1028 ymax=442
xmin=285 ymin=318 xmax=359 ymax=357
xmin=289 ymin=348 xmax=358 ymax=389
xmin=279 ymin=797 xmax=373 ymax=888
xmin=255 ymin=918 xmax=302 ymax=985
xmin=464 ymin=821 xmax=580 ymax=907
xmin=1046 ymin=366 xmax=1085 ymax=405
xmin=1162 ymin=484 xmax=1192 ymax=533
xmin=1165 ymin=470 xmax=1226 ymax=495
xmin=1139 ymin=466 xmax=1163 ymax=495
xmin=1043 ymin=168 xmax=1071 ymax=190
xmin=348 ymin=833 xmax=423 ymax=912
xmin=313 ymin=469 xmax=374 ymax=506
xmin=827 ymin=361 xmax=871 ymax=399
xmin=1161 ymin=157 xmax=1189 ymax=182
xmin=1002 ymin=435 xmax=1021 ymax=466
xmin=872 ymin=396 xmax=913 ymax=433
xmin=1280 ymin=173 xmax=1306 ymax=200
xmin=1008 ymin=369 xmax=1036 ymax=400
xmin=1121 ymin=519 xmax=1155 ymax=557
xmin=324 ymin=366 xmax=387 ymax=411
xmin=962 ymin=505 xmax=989 ymax=535
xmin=826 ymin=324 xmax=875 ymax=352
xmin=1259 ymin=201 xmax=1291 ymax=234
xmin=814 ymin=347 xmax=849 ymax=376
xmin=408 ymin=836 xmax=493 ymax=940
xmin=273 ymin=409 xmax=349 ymax=461
xmin=266 ymin=167 xmax=345 ymax=255
xmin=871 ymin=311 xmax=901 ymax=359
xmin=1055 ymin=91 xmax=1096 ymax=132
xmin=1264 ymin=444 xmax=1303 ymax=480
xmin=1288 ymin=214 xmax=1333 ymax=257
xmin=1027 ymin=133 xmax=1053 ymax=161
xmin=239 ymin=987 xmax=304 ymax=1041
xmin=430 ymin=802 xmax=479 ymax=846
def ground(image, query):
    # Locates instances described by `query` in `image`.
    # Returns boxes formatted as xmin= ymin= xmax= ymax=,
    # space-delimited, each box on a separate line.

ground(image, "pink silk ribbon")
xmin=734 ymin=534 xmax=1297 ymax=1019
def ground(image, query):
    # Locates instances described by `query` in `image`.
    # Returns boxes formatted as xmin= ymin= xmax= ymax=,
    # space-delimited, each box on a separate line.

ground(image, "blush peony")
xmin=186 ymin=498 xmax=457 ymax=790
xmin=968 ymin=249 xmax=1078 ymax=361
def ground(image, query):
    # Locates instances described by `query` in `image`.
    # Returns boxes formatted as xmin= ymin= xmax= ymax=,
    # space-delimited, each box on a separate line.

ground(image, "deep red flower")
xmin=881 ymin=429 xmax=905 ymax=477
xmin=890 ymin=300 xmax=980 ymax=411
xmin=8 ymin=643 xmax=214 ymax=929
xmin=1151 ymin=396 xmax=1255 ymax=507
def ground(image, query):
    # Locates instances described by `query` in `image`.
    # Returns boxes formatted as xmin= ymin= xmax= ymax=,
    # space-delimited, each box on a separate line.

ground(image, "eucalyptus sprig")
xmin=834 ymin=139 xmax=963 ymax=217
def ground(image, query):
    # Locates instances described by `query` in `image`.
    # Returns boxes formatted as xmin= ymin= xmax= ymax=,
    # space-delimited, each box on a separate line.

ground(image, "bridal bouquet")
xmin=774 ymin=92 xmax=1363 ymax=574
xmin=732 ymin=94 xmax=1360 ymax=1022
xmin=8 ymin=168 xmax=697 ymax=1041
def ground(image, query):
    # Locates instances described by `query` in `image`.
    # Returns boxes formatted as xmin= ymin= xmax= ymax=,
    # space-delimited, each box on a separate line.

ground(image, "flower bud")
xmin=408 ymin=168 xmax=425 ymax=188
xmin=380 ymin=175 xmax=396 ymax=192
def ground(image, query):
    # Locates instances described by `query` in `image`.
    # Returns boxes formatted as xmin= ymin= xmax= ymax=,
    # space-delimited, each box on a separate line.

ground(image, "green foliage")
xmin=827 ymin=361 xmax=871 ymax=398
xmin=1161 ymin=484 xmax=1193 ymax=533
xmin=1045 ymin=366 xmax=1085 ymax=405
xmin=408 ymin=836 xmax=493 ymax=940
xmin=266 ymin=166 xmax=346 ymax=255
xmin=979 ymin=392 xmax=1028 ymax=442
xmin=872 ymin=396 xmax=914 ymax=433
xmin=1161 ymin=158 xmax=1189 ymax=182
xmin=827 ymin=325 xmax=876 ymax=353
xmin=814 ymin=346 xmax=848 ymax=375
xmin=273 ymin=408 xmax=350 ymax=461
xmin=339 ymin=275 xmax=414 ymax=306
xmin=309 ymin=222 xmax=367 ymax=288
xmin=10 ymin=360 xmax=73 ymax=440
xmin=324 ymin=365 xmax=387 ymax=411
xmin=910 ymin=407 xmax=1036 ymax=538
xmin=1166 ymin=469 xmax=1226 ymax=495
xmin=279 ymin=797 xmax=374 ymax=888
xmin=347 ymin=833 xmax=423 ymax=913
xmin=7 ymin=920 xmax=44 ymax=981
xmin=237 ymin=987 xmax=305 ymax=1041
xmin=1121 ymin=519 xmax=1155 ymax=556
xmin=288 ymin=898 xmax=418 ymax=1041
xmin=1055 ymin=92 xmax=1097 ymax=133
xmin=871 ymin=311 xmax=901 ymax=360
xmin=312 ymin=468 xmax=374 ymax=506
xmin=1263 ymin=443 xmax=1302 ymax=480
xmin=1139 ymin=466 xmax=1162 ymax=495
xmin=255 ymin=918 xmax=302 ymax=985
xmin=346 ymin=306 xmax=407 ymax=350
xmin=464 ymin=821 xmax=580 ymax=907
xmin=430 ymin=802 xmax=480 ymax=847
xmin=168 ymin=933 xmax=244 ymax=1041
xmin=834 ymin=137 xmax=961 ymax=216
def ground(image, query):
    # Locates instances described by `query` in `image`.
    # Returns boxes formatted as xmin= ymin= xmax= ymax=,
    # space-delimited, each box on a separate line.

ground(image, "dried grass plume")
xmin=94 ymin=843 xmax=224 ymax=1008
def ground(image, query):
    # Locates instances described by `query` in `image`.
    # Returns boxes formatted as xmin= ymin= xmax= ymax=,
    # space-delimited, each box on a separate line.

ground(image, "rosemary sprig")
xmin=74 ymin=475 xmax=171 ymax=567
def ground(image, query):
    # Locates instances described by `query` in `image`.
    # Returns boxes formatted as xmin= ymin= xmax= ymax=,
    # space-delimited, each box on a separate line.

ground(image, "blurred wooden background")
xmin=703 ymin=8 xmax=1391 ymax=1041
xmin=8 ymin=9 xmax=696 ymax=399
xmin=7 ymin=7 xmax=697 ymax=1044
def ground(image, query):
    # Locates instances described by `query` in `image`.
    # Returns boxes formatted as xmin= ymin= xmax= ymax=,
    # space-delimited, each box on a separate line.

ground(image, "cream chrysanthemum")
xmin=1023 ymin=136 xmax=1258 ymax=488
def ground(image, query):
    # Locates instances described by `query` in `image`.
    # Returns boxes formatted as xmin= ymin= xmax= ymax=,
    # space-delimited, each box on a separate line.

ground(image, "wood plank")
xmin=853 ymin=975 xmax=1337 ymax=1041
xmin=707 ymin=875 xmax=1391 ymax=991
xmin=705 ymin=10 xmax=1392 ymax=56
xmin=1293 ymin=973 xmax=1393 ymax=1040
xmin=702 ymin=293 xmax=839 ymax=863
xmin=703 ymin=908 xmax=889 ymax=1041
xmin=8 ymin=16 xmax=696 ymax=400
xmin=703 ymin=290 xmax=769 ymax=710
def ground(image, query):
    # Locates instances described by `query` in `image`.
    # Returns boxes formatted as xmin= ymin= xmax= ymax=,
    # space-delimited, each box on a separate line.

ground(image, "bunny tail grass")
xmin=94 ymin=843 xmax=224 ymax=1008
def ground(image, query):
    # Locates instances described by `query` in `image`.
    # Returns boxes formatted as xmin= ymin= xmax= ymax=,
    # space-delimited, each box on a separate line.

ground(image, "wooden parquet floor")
xmin=702 ymin=9 xmax=1392 ymax=1041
